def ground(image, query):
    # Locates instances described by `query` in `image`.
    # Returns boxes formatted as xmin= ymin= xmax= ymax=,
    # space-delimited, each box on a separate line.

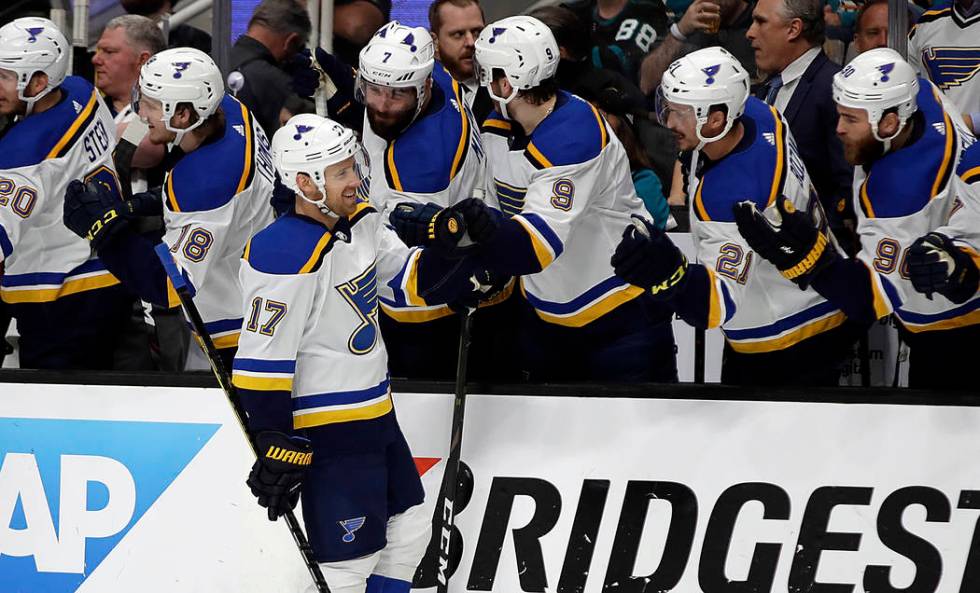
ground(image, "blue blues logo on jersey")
xmin=172 ymin=61 xmax=191 ymax=79
xmin=337 ymin=265 xmax=380 ymax=355
xmin=293 ymin=124 xmax=314 ymax=141
xmin=702 ymin=64 xmax=721 ymax=85
xmin=25 ymin=27 xmax=43 ymax=43
xmin=495 ymin=179 xmax=527 ymax=217
xmin=923 ymin=47 xmax=980 ymax=91
xmin=338 ymin=517 xmax=366 ymax=543
xmin=877 ymin=63 xmax=894 ymax=82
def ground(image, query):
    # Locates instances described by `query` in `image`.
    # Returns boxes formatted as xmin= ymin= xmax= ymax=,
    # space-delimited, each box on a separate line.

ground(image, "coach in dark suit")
xmin=747 ymin=0 xmax=855 ymax=249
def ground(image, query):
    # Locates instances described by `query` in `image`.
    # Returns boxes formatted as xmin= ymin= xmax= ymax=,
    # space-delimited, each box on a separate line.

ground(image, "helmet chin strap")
xmin=488 ymin=83 xmax=519 ymax=120
xmin=302 ymin=182 xmax=339 ymax=219
xmin=18 ymin=85 xmax=52 ymax=117
xmin=871 ymin=117 xmax=908 ymax=155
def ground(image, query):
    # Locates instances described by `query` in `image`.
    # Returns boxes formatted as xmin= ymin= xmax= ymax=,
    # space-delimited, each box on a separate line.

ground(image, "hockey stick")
xmin=434 ymin=307 xmax=474 ymax=592
xmin=153 ymin=244 xmax=331 ymax=593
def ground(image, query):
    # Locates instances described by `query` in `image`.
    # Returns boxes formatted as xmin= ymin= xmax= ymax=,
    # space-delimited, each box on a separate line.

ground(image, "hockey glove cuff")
xmin=247 ymin=431 xmax=313 ymax=521
xmin=390 ymin=202 xmax=466 ymax=251
xmin=64 ymin=179 xmax=131 ymax=251
xmin=611 ymin=217 xmax=689 ymax=300
xmin=908 ymin=232 xmax=980 ymax=303
xmin=733 ymin=196 xmax=837 ymax=290
xmin=453 ymin=198 xmax=499 ymax=244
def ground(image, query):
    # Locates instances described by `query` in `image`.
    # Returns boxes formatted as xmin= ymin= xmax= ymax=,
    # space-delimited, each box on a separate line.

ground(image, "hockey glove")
xmin=450 ymin=269 xmax=512 ymax=312
xmin=390 ymin=202 xmax=466 ymax=251
xmin=64 ymin=179 xmax=131 ymax=251
xmin=611 ymin=217 xmax=689 ymax=300
xmin=907 ymin=232 xmax=980 ymax=303
xmin=247 ymin=431 xmax=313 ymax=521
xmin=454 ymin=198 xmax=499 ymax=244
xmin=733 ymin=196 xmax=836 ymax=290
xmin=284 ymin=49 xmax=320 ymax=99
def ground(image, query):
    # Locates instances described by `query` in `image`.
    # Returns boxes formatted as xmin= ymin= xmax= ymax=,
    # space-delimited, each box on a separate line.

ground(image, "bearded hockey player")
xmin=63 ymin=47 xmax=275 ymax=367
xmin=736 ymin=48 xmax=979 ymax=388
xmin=0 ymin=17 xmax=133 ymax=369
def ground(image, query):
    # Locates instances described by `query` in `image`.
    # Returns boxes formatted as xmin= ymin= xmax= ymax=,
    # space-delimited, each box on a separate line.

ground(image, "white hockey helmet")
xmin=833 ymin=48 xmax=918 ymax=150
xmin=356 ymin=21 xmax=434 ymax=121
xmin=136 ymin=47 xmax=225 ymax=146
xmin=656 ymin=46 xmax=750 ymax=149
xmin=272 ymin=114 xmax=369 ymax=218
xmin=0 ymin=17 xmax=70 ymax=115
xmin=474 ymin=16 xmax=559 ymax=118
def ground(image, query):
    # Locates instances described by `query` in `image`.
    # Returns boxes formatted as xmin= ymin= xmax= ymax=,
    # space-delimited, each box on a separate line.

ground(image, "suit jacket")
xmin=763 ymin=51 xmax=854 ymax=230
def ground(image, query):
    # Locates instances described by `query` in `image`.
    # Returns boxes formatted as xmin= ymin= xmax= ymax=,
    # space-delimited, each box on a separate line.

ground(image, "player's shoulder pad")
xmin=694 ymin=98 xmax=788 ymax=222
xmin=524 ymin=91 xmax=609 ymax=170
xmin=0 ymin=76 xmax=100 ymax=168
xmin=244 ymin=213 xmax=339 ymax=275
xmin=957 ymin=138 xmax=980 ymax=184
xmin=384 ymin=77 xmax=472 ymax=195
xmin=859 ymin=83 xmax=958 ymax=219
xmin=481 ymin=110 xmax=513 ymax=137
xmin=166 ymin=95 xmax=258 ymax=213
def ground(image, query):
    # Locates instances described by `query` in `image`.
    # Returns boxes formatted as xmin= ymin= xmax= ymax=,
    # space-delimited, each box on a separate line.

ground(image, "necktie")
xmin=764 ymin=74 xmax=784 ymax=106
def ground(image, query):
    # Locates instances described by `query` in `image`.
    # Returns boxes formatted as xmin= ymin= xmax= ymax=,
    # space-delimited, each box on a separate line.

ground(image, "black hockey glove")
xmin=389 ymin=202 xmax=466 ymax=251
xmin=450 ymin=269 xmax=511 ymax=312
xmin=611 ymin=217 xmax=689 ymax=300
xmin=247 ymin=431 xmax=313 ymax=521
xmin=284 ymin=49 xmax=320 ymax=99
xmin=64 ymin=179 xmax=131 ymax=251
xmin=733 ymin=196 xmax=836 ymax=290
xmin=127 ymin=189 xmax=163 ymax=217
xmin=907 ymin=232 xmax=979 ymax=303
xmin=454 ymin=198 xmax=499 ymax=244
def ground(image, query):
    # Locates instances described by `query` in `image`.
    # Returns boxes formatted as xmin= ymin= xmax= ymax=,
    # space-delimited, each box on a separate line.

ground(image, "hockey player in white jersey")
xmin=908 ymin=0 xmax=980 ymax=134
xmin=356 ymin=21 xmax=509 ymax=380
xmin=419 ymin=16 xmax=677 ymax=382
xmin=612 ymin=47 xmax=862 ymax=385
xmin=736 ymin=48 xmax=979 ymax=388
xmin=235 ymin=114 xmax=486 ymax=593
xmin=0 ymin=17 xmax=134 ymax=369
xmin=63 ymin=47 xmax=275 ymax=368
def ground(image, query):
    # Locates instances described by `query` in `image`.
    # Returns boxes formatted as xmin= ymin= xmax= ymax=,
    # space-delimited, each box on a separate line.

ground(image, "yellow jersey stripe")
xmin=386 ymin=141 xmax=404 ymax=191
xmin=962 ymin=166 xmax=980 ymax=184
xmin=589 ymin=103 xmax=609 ymax=149
xmin=526 ymin=143 xmax=554 ymax=169
xmin=293 ymin=396 xmax=393 ymax=428
xmin=767 ymin=106 xmax=786 ymax=207
xmin=694 ymin=181 xmax=711 ymax=222
xmin=931 ymin=108 xmax=955 ymax=199
xmin=166 ymin=277 xmax=181 ymax=308
xmin=213 ymin=332 xmax=241 ymax=349
xmin=728 ymin=311 xmax=846 ymax=353
xmin=234 ymin=102 xmax=255 ymax=195
xmin=299 ymin=231 xmax=333 ymax=274
xmin=513 ymin=216 xmax=556 ymax=268
xmin=523 ymin=279 xmax=644 ymax=328
xmin=404 ymin=250 xmax=428 ymax=307
xmin=900 ymin=308 xmax=980 ymax=333
xmin=46 ymin=89 xmax=98 ymax=159
xmin=166 ymin=172 xmax=180 ymax=213
xmin=483 ymin=119 xmax=511 ymax=131
xmin=380 ymin=302 xmax=454 ymax=323
xmin=860 ymin=179 xmax=875 ymax=219
xmin=449 ymin=79 xmax=469 ymax=181
xmin=232 ymin=374 xmax=294 ymax=391
xmin=1 ymin=272 xmax=120 ymax=304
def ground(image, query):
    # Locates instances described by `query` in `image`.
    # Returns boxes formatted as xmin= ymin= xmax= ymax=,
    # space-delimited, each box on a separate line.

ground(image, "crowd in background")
xmin=0 ymin=0 xmax=977 ymax=386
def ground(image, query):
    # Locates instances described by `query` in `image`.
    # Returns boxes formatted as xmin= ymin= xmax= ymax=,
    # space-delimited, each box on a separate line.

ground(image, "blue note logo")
xmin=402 ymin=32 xmax=418 ymax=52
xmin=172 ymin=62 xmax=191 ymax=79
xmin=702 ymin=64 xmax=721 ymax=85
xmin=923 ymin=47 xmax=980 ymax=91
xmin=293 ymin=124 xmax=314 ymax=141
xmin=338 ymin=517 xmax=365 ymax=543
xmin=0 ymin=418 xmax=219 ymax=593
xmin=25 ymin=27 xmax=44 ymax=43
xmin=876 ymin=62 xmax=894 ymax=82
xmin=489 ymin=27 xmax=507 ymax=44
xmin=336 ymin=264 xmax=380 ymax=355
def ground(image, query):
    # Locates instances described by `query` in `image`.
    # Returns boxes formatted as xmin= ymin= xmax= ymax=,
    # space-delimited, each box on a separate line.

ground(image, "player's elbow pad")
xmin=479 ymin=218 xmax=545 ymax=276
xmin=96 ymin=229 xmax=171 ymax=307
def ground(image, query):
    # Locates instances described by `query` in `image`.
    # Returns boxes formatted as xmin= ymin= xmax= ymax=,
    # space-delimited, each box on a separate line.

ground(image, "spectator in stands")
xmin=121 ymin=0 xmax=212 ymax=53
xmin=230 ymin=0 xmax=312 ymax=137
xmin=853 ymin=0 xmax=890 ymax=53
xmin=333 ymin=0 xmax=391 ymax=66
xmin=604 ymin=109 xmax=672 ymax=228
xmin=563 ymin=0 xmax=671 ymax=86
xmin=909 ymin=0 xmax=980 ymax=134
xmin=428 ymin=0 xmax=491 ymax=123
xmin=533 ymin=5 xmax=678 ymax=199
xmin=639 ymin=0 xmax=756 ymax=94
xmin=747 ymin=0 xmax=855 ymax=250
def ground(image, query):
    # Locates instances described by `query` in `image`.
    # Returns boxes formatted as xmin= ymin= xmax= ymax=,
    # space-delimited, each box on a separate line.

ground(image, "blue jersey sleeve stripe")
xmin=0 ymin=225 xmax=11 ymax=259
xmin=292 ymin=377 xmax=391 ymax=410
xmin=518 ymin=212 xmax=564 ymax=258
xmin=202 ymin=317 xmax=244 ymax=334
xmin=232 ymin=358 xmax=297 ymax=373
xmin=723 ymin=300 xmax=839 ymax=339
xmin=522 ymin=275 xmax=629 ymax=315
